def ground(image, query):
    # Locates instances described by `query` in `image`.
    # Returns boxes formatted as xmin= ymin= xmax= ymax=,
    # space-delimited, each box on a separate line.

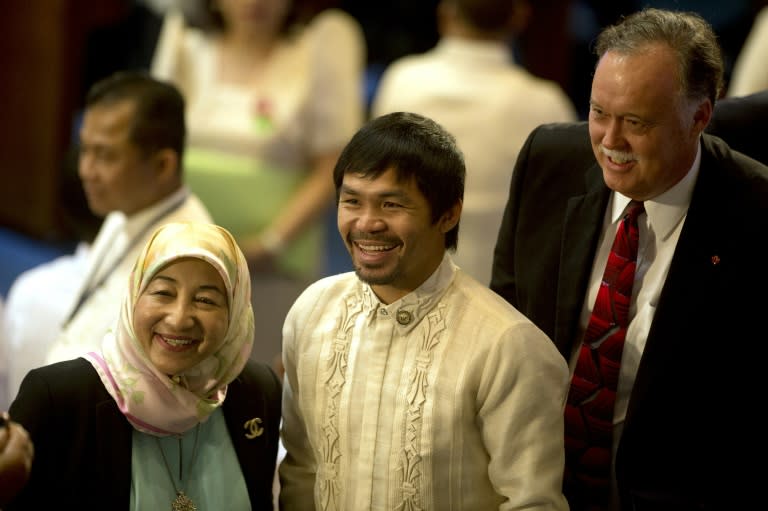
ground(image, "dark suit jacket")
xmin=706 ymin=90 xmax=768 ymax=165
xmin=491 ymin=124 xmax=768 ymax=510
xmin=7 ymin=358 xmax=281 ymax=510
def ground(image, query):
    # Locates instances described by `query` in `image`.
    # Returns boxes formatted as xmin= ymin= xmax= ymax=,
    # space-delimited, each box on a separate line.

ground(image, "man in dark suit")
xmin=706 ymin=89 xmax=768 ymax=165
xmin=491 ymin=8 xmax=768 ymax=511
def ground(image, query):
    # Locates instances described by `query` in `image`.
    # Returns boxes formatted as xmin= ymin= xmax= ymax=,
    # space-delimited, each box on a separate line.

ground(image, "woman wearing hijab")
xmin=6 ymin=222 xmax=281 ymax=510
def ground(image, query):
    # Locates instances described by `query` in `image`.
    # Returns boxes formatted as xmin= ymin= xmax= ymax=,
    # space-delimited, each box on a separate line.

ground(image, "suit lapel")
xmin=223 ymin=370 xmax=280 ymax=509
xmin=554 ymin=164 xmax=610 ymax=355
xmin=223 ymin=381 xmax=259 ymax=479
xmin=624 ymin=138 xmax=723 ymax=426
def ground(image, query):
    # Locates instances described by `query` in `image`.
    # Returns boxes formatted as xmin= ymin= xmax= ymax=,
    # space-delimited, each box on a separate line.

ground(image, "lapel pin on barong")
xmin=396 ymin=309 xmax=413 ymax=325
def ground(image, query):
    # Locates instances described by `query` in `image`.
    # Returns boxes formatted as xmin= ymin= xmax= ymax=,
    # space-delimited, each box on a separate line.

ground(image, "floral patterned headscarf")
xmin=85 ymin=222 xmax=254 ymax=436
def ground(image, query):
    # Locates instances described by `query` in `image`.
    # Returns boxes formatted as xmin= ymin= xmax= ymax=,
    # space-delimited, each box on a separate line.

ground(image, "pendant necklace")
xmin=156 ymin=423 xmax=201 ymax=511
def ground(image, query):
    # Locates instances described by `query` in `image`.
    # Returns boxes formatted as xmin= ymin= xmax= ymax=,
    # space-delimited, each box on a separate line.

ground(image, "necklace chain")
xmin=155 ymin=424 xmax=201 ymax=511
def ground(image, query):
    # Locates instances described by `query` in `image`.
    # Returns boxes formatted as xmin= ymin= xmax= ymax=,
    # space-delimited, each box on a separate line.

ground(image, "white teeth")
xmin=357 ymin=243 xmax=393 ymax=252
xmin=162 ymin=336 xmax=195 ymax=347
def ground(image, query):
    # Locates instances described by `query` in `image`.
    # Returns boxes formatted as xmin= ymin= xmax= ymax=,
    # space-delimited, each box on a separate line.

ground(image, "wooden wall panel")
xmin=0 ymin=0 xmax=70 ymax=240
xmin=0 ymin=0 xmax=126 ymax=241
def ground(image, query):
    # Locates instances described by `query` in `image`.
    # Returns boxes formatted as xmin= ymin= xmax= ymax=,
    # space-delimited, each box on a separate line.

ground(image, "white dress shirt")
xmin=573 ymin=143 xmax=701 ymax=507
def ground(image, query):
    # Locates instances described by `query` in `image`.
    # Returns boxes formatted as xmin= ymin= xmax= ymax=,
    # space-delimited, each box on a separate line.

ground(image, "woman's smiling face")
xmin=133 ymin=257 xmax=229 ymax=376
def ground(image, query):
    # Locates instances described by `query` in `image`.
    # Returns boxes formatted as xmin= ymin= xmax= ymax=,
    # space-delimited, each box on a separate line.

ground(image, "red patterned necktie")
xmin=564 ymin=201 xmax=644 ymax=510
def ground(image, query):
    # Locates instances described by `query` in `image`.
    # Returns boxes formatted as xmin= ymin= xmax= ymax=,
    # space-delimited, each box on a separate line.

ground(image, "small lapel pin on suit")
xmin=244 ymin=417 xmax=264 ymax=439
xmin=711 ymin=255 xmax=721 ymax=265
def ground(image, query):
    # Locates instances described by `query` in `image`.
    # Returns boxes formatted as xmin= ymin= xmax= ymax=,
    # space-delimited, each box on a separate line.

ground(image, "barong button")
xmin=396 ymin=309 xmax=412 ymax=325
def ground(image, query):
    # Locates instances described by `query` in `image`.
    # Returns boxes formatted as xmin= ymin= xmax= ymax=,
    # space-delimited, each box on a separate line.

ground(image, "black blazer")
xmin=706 ymin=90 xmax=768 ymax=165
xmin=7 ymin=358 xmax=281 ymax=510
xmin=491 ymin=124 xmax=768 ymax=510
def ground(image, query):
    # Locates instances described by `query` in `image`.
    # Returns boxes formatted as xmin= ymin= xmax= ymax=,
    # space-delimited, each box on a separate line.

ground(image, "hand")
xmin=241 ymin=238 xmax=279 ymax=274
xmin=0 ymin=413 xmax=34 ymax=506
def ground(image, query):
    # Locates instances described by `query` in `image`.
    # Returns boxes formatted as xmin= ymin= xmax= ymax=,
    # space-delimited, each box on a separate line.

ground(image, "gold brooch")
xmin=244 ymin=417 xmax=264 ymax=439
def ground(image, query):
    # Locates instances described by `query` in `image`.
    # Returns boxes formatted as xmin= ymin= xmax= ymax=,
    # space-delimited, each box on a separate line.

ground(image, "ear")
xmin=692 ymin=98 xmax=713 ymax=136
xmin=439 ymin=200 xmax=462 ymax=234
xmin=151 ymin=148 xmax=180 ymax=185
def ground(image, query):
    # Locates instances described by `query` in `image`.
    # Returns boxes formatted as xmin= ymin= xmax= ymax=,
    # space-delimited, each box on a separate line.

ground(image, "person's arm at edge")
xmin=480 ymin=322 xmax=569 ymax=510
xmin=0 ymin=413 xmax=33 ymax=508
xmin=6 ymin=369 xmax=55 ymax=509
xmin=240 ymin=150 xmax=338 ymax=266
xmin=149 ymin=8 xmax=186 ymax=79
xmin=278 ymin=301 xmax=317 ymax=510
